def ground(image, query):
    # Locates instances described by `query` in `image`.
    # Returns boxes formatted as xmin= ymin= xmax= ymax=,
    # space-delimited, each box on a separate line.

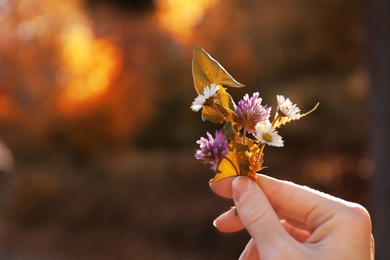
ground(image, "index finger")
xmin=256 ymin=174 xmax=368 ymax=232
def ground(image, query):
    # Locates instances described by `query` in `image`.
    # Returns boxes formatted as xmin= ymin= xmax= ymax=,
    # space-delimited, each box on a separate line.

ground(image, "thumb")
xmin=232 ymin=176 xmax=289 ymax=253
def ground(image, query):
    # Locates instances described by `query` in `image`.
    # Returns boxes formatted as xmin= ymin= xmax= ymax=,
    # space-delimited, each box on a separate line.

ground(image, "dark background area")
xmin=0 ymin=0 xmax=387 ymax=259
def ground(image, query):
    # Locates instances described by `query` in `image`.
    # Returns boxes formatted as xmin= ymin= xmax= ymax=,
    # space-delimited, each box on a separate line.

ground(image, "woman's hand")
xmin=210 ymin=175 xmax=375 ymax=259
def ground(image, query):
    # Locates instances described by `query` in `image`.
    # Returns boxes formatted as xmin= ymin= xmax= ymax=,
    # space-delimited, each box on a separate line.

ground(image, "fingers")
xmin=210 ymin=174 xmax=336 ymax=227
xmin=214 ymin=208 xmax=310 ymax=242
xmin=211 ymin=174 xmax=347 ymax=225
xmin=213 ymin=208 xmax=245 ymax=232
xmin=210 ymin=174 xmax=338 ymax=234
xmin=211 ymin=174 xmax=365 ymax=230
xmin=232 ymin=176 xmax=291 ymax=249
xmin=210 ymin=175 xmax=310 ymax=235
xmin=211 ymin=174 xmax=373 ymax=259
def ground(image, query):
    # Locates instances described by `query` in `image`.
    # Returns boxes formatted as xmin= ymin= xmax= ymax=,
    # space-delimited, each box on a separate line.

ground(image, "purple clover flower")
xmin=195 ymin=130 xmax=229 ymax=171
xmin=235 ymin=92 xmax=271 ymax=134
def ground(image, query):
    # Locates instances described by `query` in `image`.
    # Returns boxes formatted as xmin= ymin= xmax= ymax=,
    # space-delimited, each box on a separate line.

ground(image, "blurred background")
xmin=0 ymin=0 xmax=388 ymax=259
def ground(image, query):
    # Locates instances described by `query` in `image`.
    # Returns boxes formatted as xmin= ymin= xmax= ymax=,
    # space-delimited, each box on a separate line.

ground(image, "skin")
xmin=210 ymin=175 xmax=375 ymax=260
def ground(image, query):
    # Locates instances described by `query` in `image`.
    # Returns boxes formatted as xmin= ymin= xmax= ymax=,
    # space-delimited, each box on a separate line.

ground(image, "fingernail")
xmin=212 ymin=211 xmax=224 ymax=228
xmin=232 ymin=176 xmax=257 ymax=203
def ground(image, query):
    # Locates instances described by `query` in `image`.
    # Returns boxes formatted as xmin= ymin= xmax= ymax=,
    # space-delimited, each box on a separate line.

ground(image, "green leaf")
xmin=222 ymin=121 xmax=235 ymax=141
xmin=192 ymin=45 xmax=244 ymax=94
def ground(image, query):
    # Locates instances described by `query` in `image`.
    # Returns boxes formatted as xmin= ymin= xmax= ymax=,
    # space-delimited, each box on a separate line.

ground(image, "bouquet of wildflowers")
xmin=191 ymin=46 xmax=318 ymax=183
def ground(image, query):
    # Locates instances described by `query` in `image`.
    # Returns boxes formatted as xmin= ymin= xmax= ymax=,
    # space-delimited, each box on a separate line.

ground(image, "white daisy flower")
xmin=191 ymin=83 xmax=220 ymax=112
xmin=255 ymin=120 xmax=284 ymax=147
xmin=276 ymin=95 xmax=301 ymax=120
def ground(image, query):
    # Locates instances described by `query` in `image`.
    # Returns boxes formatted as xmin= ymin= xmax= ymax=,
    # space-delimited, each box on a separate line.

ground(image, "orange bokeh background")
xmin=0 ymin=0 xmax=374 ymax=258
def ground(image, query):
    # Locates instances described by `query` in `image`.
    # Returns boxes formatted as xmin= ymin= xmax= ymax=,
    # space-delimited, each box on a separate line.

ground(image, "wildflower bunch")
xmin=191 ymin=46 xmax=318 ymax=183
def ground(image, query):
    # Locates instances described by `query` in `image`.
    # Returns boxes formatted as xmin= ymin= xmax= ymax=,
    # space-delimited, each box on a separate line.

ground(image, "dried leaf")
xmin=217 ymin=87 xmax=237 ymax=111
xmin=210 ymin=141 xmax=255 ymax=183
xmin=210 ymin=151 xmax=240 ymax=183
xmin=201 ymin=88 xmax=238 ymax=124
xmin=192 ymin=45 xmax=244 ymax=94
xmin=201 ymin=105 xmax=225 ymax=124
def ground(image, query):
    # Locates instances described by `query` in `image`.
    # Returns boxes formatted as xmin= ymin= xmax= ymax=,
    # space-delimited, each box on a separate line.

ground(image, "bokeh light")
xmin=156 ymin=0 xmax=217 ymax=43
xmin=57 ymin=24 xmax=121 ymax=108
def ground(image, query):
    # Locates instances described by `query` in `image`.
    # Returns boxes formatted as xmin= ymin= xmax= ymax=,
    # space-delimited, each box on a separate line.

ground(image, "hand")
xmin=210 ymin=175 xmax=374 ymax=259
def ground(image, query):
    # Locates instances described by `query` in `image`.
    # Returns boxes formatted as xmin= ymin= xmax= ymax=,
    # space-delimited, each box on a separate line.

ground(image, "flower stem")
xmin=212 ymin=103 xmax=229 ymax=123
xmin=212 ymin=103 xmax=241 ymax=143
xmin=242 ymin=129 xmax=247 ymax=145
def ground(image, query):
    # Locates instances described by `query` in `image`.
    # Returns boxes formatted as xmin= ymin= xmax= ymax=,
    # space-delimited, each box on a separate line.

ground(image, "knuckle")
xmin=340 ymin=203 xmax=372 ymax=229
xmin=244 ymin=204 xmax=272 ymax=227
